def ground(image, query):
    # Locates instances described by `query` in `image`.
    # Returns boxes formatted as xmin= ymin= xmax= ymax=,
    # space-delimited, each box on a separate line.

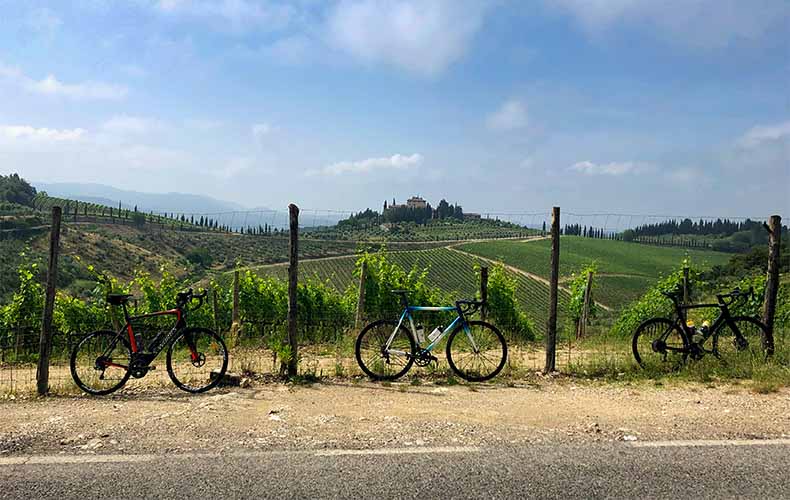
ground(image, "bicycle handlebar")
xmin=176 ymin=288 xmax=207 ymax=312
xmin=716 ymin=286 xmax=753 ymax=306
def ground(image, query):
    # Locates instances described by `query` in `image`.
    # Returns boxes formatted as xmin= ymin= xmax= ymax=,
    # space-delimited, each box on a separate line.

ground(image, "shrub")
xmin=185 ymin=247 xmax=213 ymax=268
xmin=612 ymin=263 xmax=699 ymax=337
xmin=352 ymin=248 xmax=446 ymax=318
xmin=480 ymin=263 xmax=534 ymax=341
xmin=1 ymin=260 xmax=44 ymax=333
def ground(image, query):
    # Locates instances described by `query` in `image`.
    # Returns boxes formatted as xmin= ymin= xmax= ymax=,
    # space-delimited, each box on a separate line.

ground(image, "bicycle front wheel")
xmin=70 ymin=330 xmax=131 ymax=395
xmin=632 ymin=318 xmax=688 ymax=370
xmin=714 ymin=316 xmax=768 ymax=366
xmin=446 ymin=321 xmax=507 ymax=382
xmin=355 ymin=320 xmax=415 ymax=381
xmin=167 ymin=327 xmax=228 ymax=393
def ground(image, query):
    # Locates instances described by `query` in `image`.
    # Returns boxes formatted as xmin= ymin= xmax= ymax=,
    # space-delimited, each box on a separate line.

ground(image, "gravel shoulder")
xmin=1 ymin=379 xmax=788 ymax=456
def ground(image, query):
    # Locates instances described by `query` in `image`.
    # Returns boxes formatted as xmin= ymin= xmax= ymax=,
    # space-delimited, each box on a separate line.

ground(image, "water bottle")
xmin=415 ymin=325 xmax=425 ymax=344
xmin=428 ymin=326 xmax=443 ymax=342
xmin=134 ymin=333 xmax=145 ymax=352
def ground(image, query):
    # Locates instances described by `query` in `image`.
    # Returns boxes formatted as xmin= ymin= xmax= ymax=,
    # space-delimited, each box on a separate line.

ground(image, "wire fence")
xmin=0 ymin=203 xmax=785 ymax=394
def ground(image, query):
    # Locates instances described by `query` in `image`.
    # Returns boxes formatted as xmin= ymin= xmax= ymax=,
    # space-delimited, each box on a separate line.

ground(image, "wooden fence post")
xmin=545 ymin=206 xmax=560 ymax=374
xmin=682 ymin=266 xmax=690 ymax=305
xmin=480 ymin=266 xmax=488 ymax=322
xmin=762 ymin=215 xmax=781 ymax=355
xmin=287 ymin=204 xmax=299 ymax=378
xmin=232 ymin=270 xmax=240 ymax=325
xmin=212 ymin=288 xmax=220 ymax=333
xmin=355 ymin=260 xmax=368 ymax=330
xmin=577 ymin=270 xmax=593 ymax=339
xmin=36 ymin=206 xmax=61 ymax=396
xmin=227 ymin=270 xmax=241 ymax=349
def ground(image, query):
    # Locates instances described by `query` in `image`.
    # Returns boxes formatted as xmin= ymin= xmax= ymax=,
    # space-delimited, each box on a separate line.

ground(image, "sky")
xmin=0 ymin=0 xmax=788 ymax=217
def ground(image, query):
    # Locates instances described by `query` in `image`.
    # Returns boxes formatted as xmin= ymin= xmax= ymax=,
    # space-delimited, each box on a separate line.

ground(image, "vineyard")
xmin=0 ymin=220 xmax=448 ymax=301
xmin=304 ymin=218 xmax=539 ymax=242
xmin=249 ymin=247 xmax=571 ymax=337
xmin=458 ymin=237 xmax=731 ymax=309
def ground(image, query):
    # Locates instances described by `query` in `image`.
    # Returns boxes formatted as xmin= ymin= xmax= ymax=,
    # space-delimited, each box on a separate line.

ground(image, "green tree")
xmin=0 ymin=173 xmax=37 ymax=207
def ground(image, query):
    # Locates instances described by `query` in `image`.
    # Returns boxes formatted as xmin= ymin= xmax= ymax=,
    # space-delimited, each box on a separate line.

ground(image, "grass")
xmin=459 ymin=236 xmax=731 ymax=280
xmin=564 ymin=330 xmax=790 ymax=391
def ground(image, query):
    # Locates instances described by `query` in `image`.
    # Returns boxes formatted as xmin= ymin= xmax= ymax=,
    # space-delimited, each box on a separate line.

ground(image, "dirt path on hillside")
xmin=447 ymin=247 xmax=614 ymax=312
xmin=240 ymin=235 xmax=548 ymax=275
xmin=1 ymin=381 xmax=787 ymax=456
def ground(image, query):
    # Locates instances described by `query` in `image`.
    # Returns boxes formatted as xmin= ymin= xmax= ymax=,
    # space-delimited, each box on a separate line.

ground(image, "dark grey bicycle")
xmin=632 ymin=287 xmax=768 ymax=369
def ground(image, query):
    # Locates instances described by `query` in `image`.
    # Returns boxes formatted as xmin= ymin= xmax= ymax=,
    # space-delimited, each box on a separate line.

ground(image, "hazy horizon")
xmin=1 ymin=1 xmax=788 ymax=217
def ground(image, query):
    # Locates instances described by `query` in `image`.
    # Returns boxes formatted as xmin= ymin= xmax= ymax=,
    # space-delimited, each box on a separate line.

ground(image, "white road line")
xmin=0 ymin=454 xmax=158 ymax=466
xmin=629 ymin=439 xmax=790 ymax=448
xmin=314 ymin=446 xmax=480 ymax=457
xmin=0 ymin=447 xmax=480 ymax=466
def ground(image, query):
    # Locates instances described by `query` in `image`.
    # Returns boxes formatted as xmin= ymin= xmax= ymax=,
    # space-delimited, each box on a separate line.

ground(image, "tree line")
xmin=632 ymin=218 xmax=763 ymax=237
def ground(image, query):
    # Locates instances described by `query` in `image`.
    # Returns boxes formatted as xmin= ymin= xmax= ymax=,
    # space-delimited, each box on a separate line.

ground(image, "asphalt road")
xmin=1 ymin=441 xmax=788 ymax=499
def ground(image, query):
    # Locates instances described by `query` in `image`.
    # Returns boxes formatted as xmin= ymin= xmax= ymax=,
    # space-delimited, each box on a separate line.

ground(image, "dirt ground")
xmin=1 ymin=378 xmax=788 ymax=456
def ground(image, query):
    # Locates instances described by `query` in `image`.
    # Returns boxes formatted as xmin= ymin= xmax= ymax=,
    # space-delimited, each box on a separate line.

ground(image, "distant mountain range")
xmin=35 ymin=182 xmax=247 ymax=215
xmin=32 ymin=181 xmax=343 ymax=229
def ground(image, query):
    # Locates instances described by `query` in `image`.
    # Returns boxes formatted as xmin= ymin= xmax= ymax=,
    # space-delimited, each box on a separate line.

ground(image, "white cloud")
xmin=549 ymin=0 xmax=789 ymax=49
xmin=29 ymin=75 xmax=128 ymax=100
xmin=520 ymin=157 xmax=534 ymax=169
xmin=570 ymin=160 xmax=651 ymax=176
xmin=155 ymin=0 xmax=294 ymax=33
xmin=111 ymin=144 xmax=191 ymax=170
xmin=215 ymin=156 xmax=253 ymax=179
xmin=327 ymin=0 xmax=493 ymax=76
xmin=665 ymin=167 xmax=706 ymax=184
xmin=102 ymin=115 xmax=165 ymax=135
xmin=0 ymin=63 xmax=128 ymax=100
xmin=737 ymin=120 xmax=790 ymax=148
xmin=486 ymin=99 xmax=529 ymax=131
xmin=0 ymin=125 xmax=85 ymax=142
xmin=252 ymin=123 xmax=274 ymax=141
xmin=310 ymin=153 xmax=423 ymax=176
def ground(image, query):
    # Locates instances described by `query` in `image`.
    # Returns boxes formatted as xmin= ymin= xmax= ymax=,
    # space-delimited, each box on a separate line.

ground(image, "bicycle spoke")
xmin=447 ymin=322 xmax=506 ymax=382
xmin=71 ymin=331 xmax=130 ymax=395
xmin=167 ymin=329 xmax=227 ymax=393
xmin=356 ymin=321 xmax=414 ymax=380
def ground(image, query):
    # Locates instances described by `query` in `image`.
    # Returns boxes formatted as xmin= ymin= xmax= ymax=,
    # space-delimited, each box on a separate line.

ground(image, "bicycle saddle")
xmin=106 ymin=294 xmax=132 ymax=305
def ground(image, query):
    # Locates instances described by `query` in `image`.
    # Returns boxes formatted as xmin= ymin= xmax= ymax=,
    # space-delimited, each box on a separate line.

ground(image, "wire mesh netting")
xmin=1 ymin=203 xmax=786 ymax=394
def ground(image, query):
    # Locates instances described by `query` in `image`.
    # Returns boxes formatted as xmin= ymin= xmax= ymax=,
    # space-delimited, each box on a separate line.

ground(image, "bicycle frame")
xmin=384 ymin=305 xmax=478 ymax=355
xmin=662 ymin=299 xmax=738 ymax=353
xmin=99 ymin=302 xmax=193 ymax=370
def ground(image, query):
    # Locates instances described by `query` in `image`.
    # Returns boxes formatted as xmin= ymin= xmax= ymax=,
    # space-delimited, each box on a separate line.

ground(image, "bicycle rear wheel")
xmin=446 ymin=321 xmax=507 ymax=382
xmin=167 ymin=327 xmax=228 ymax=393
xmin=632 ymin=318 xmax=688 ymax=370
xmin=714 ymin=316 xmax=768 ymax=366
xmin=70 ymin=330 xmax=132 ymax=395
xmin=355 ymin=320 xmax=415 ymax=381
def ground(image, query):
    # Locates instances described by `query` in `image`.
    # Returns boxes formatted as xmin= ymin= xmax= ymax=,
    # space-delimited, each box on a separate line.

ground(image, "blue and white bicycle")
xmin=354 ymin=290 xmax=508 ymax=382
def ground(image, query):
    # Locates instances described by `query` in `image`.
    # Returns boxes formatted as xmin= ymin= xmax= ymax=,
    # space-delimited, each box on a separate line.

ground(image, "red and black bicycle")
xmin=70 ymin=289 xmax=228 ymax=395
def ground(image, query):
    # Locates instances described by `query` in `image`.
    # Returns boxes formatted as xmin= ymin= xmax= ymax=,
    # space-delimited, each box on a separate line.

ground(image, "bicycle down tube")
xmin=384 ymin=305 xmax=479 ymax=355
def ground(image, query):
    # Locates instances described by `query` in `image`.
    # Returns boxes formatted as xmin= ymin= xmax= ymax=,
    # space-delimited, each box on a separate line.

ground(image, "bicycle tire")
xmin=446 ymin=321 xmax=507 ymax=382
xmin=355 ymin=319 xmax=415 ymax=381
xmin=166 ymin=327 xmax=228 ymax=393
xmin=632 ymin=318 xmax=689 ymax=369
xmin=70 ymin=330 xmax=132 ymax=396
xmin=714 ymin=316 xmax=769 ymax=365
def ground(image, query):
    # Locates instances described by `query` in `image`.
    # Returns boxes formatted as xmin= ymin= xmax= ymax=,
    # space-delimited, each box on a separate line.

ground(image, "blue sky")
xmin=0 ymin=0 xmax=788 ymax=217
